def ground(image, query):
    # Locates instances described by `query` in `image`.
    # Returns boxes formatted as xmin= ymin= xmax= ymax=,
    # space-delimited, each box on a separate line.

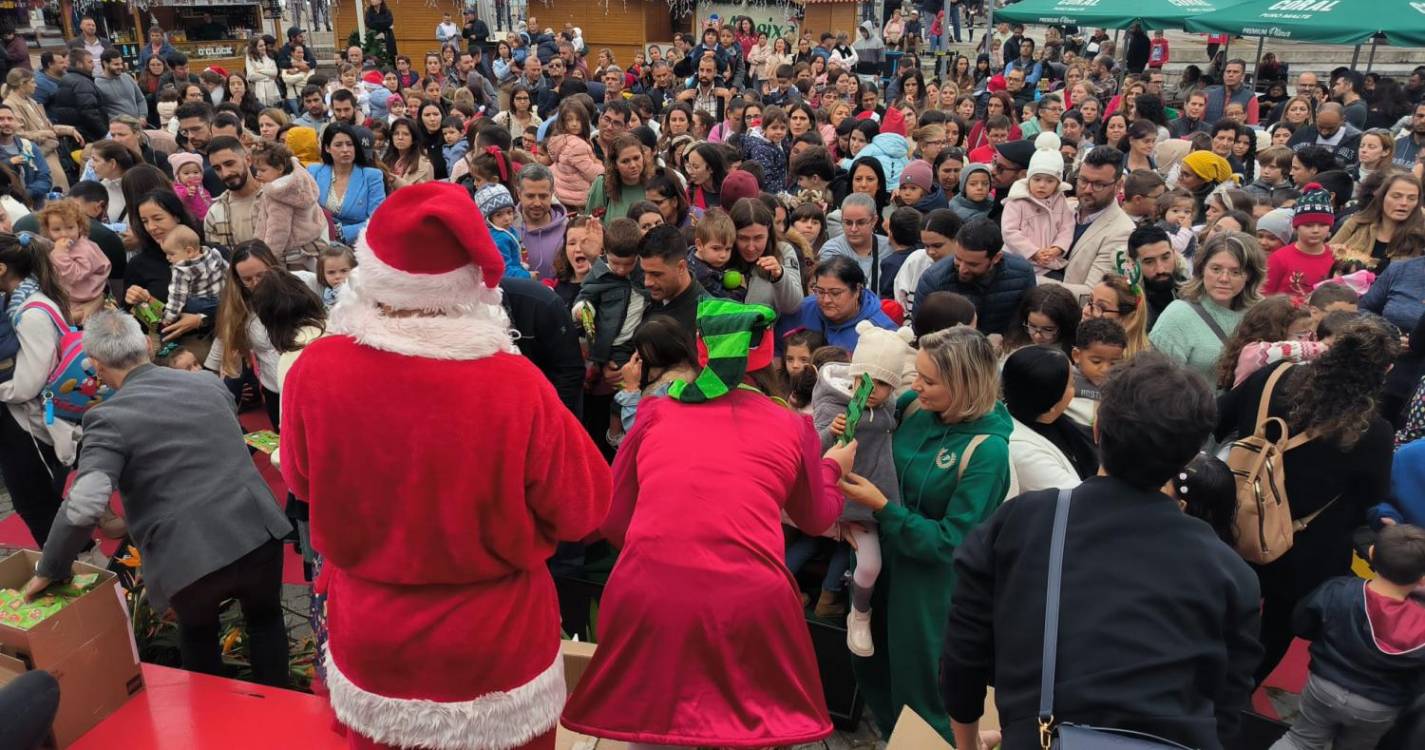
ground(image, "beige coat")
xmin=1044 ymin=200 xmax=1136 ymax=298
xmin=256 ymin=161 xmax=327 ymax=266
xmin=4 ymin=91 xmax=68 ymax=191
xmin=391 ymin=153 xmax=434 ymax=190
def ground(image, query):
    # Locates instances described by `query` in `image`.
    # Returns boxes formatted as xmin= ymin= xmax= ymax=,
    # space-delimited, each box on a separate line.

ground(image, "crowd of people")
xmin=0 ymin=9 xmax=1424 ymax=750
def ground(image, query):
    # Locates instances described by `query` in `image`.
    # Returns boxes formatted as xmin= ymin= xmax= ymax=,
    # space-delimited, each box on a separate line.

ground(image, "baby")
xmin=1156 ymin=188 xmax=1199 ymax=261
xmin=1002 ymin=132 xmax=1073 ymax=275
xmin=317 ymin=244 xmax=357 ymax=308
xmin=812 ymin=321 xmax=917 ymax=657
xmin=37 ymin=199 xmax=110 ymax=323
xmin=168 ymin=152 xmax=212 ymax=222
xmin=473 ymin=184 xmax=530 ymax=279
xmin=686 ymin=209 xmax=741 ymax=299
xmin=160 ymin=225 xmax=229 ymax=326
xmin=442 ymin=116 xmax=470 ymax=176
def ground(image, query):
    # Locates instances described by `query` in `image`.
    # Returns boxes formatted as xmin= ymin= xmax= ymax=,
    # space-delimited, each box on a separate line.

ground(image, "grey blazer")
xmin=40 ymin=364 xmax=292 ymax=609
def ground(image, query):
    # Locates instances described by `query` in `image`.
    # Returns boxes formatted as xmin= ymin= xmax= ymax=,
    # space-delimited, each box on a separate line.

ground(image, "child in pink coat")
xmin=1002 ymin=132 xmax=1075 ymax=276
xmin=545 ymin=102 xmax=604 ymax=212
xmin=168 ymin=152 xmax=213 ymax=222
xmin=36 ymin=200 xmax=110 ymax=323
xmin=250 ymin=141 xmax=328 ymax=271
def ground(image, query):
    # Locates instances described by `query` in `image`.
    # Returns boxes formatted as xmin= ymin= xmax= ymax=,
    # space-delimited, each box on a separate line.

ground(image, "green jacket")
xmin=584 ymin=175 xmax=645 ymax=226
xmin=854 ymin=394 xmax=1013 ymax=742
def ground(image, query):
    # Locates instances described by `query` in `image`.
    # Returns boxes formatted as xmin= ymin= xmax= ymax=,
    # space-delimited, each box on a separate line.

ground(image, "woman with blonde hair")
xmin=838 ymin=325 xmax=1013 ymax=742
xmin=1083 ymin=273 xmax=1150 ymax=357
xmin=3 ymin=68 xmax=79 ymax=191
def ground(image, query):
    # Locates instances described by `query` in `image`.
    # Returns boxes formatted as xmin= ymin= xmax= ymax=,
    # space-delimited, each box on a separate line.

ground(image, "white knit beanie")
xmin=849 ymin=321 xmax=916 ymax=387
xmin=1027 ymin=131 xmax=1064 ymax=181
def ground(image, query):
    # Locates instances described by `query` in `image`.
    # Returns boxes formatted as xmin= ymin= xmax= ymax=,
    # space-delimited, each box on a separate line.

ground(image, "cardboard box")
xmin=885 ymin=691 xmax=1000 ymax=750
xmin=0 ymin=550 xmax=144 ymax=748
xmin=556 ymin=640 xmax=629 ymax=750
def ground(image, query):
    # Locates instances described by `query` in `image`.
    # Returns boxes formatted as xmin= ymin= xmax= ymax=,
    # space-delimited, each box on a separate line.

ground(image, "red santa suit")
xmin=280 ymin=182 xmax=613 ymax=750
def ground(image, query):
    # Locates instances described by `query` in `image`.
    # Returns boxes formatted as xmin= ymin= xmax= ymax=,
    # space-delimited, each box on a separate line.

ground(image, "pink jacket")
xmin=1001 ymin=178 xmax=1075 ymax=273
xmin=256 ymin=162 xmax=326 ymax=261
xmin=1233 ymin=340 xmax=1328 ymax=388
xmin=49 ymin=236 xmax=110 ymax=305
xmin=174 ymin=181 xmax=213 ymax=222
xmin=546 ymin=134 xmax=603 ymax=209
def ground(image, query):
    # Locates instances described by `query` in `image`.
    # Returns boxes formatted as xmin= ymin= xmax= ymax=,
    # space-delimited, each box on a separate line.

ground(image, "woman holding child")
xmin=840 ymin=326 xmax=1013 ymax=742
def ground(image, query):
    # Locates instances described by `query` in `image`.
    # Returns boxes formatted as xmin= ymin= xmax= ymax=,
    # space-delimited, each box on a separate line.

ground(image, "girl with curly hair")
xmin=1213 ymin=294 xmax=1324 ymax=390
xmin=1214 ymin=314 xmax=1398 ymax=685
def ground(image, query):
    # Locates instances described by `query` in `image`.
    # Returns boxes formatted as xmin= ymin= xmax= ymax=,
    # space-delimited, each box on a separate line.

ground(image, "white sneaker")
xmin=847 ymin=607 xmax=874 ymax=657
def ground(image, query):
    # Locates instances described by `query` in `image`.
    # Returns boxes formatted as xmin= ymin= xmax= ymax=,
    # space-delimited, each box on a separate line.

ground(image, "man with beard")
xmin=1049 ymin=145 xmax=1135 ymax=298
xmin=1288 ymin=102 xmax=1362 ymax=166
xmin=174 ymin=101 xmax=227 ymax=197
xmin=202 ymin=137 xmax=261 ymax=251
xmin=1393 ymin=102 xmax=1425 ymax=168
xmin=987 ymin=139 xmax=1033 ymax=223
xmin=1267 ymin=71 xmax=1319 ymax=125
xmin=913 ymin=218 xmax=1036 ymax=336
xmin=1126 ymin=224 xmax=1183 ymax=329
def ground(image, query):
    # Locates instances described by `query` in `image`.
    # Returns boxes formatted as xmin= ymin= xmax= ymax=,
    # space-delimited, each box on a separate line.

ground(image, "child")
xmin=250 ymin=141 xmax=327 ymax=271
xmin=894 ymin=209 xmax=962 ymax=317
xmin=785 ymin=344 xmax=852 ymax=611
xmin=1245 ymin=146 xmax=1294 ymax=200
xmin=1271 ymin=524 xmax=1425 ymax=750
xmin=37 ymin=200 xmax=110 ymax=323
xmin=1171 ymin=453 xmax=1237 ymax=546
xmin=687 ymin=208 xmax=740 ymax=299
xmin=385 ymin=93 xmax=407 ymax=124
xmin=1264 ymin=183 xmax=1336 ymax=303
xmin=1065 ymin=318 xmax=1127 ymax=429
xmin=473 ymin=184 xmax=530 ymax=279
xmin=159 ymin=347 xmax=202 ymax=372
xmin=1003 ymin=132 xmax=1073 ymax=276
xmin=1148 ymin=29 xmax=1170 ymax=70
xmin=892 ymin=159 xmax=939 ymax=212
xmin=572 ymin=218 xmax=648 ymax=388
xmin=155 ymin=88 xmax=180 ymax=130
xmin=610 ymin=316 xmax=698 ymax=446
xmin=782 ymin=328 xmax=827 ymax=413
xmin=159 ymin=225 xmax=228 ymax=325
xmin=1220 ymin=295 xmax=1324 ymax=389
xmin=317 ymin=244 xmax=357 ymax=308
xmin=1255 ymin=206 xmax=1293 ymax=254
xmin=812 ymin=321 xmax=917 ymax=656
xmin=879 ymin=206 xmax=922 ymax=300
xmin=441 ymin=116 xmax=470 ymax=177
xmin=546 ymin=101 xmax=603 ymax=212
xmin=949 ymin=163 xmax=993 ymax=223
xmin=168 ymin=153 xmax=212 ymax=222
xmin=1307 ymin=282 xmax=1360 ymax=325
xmin=1156 ymin=188 xmax=1199 ymax=262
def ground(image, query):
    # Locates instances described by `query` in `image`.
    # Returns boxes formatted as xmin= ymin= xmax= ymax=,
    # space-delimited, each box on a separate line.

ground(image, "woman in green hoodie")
xmin=840 ymin=325 xmax=1014 ymax=742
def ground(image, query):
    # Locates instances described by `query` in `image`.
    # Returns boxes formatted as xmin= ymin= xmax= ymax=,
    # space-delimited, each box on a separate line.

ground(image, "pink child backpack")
xmin=20 ymin=300 xmax=111 ymax=424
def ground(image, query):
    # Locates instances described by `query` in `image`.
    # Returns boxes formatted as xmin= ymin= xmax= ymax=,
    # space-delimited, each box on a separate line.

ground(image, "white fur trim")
xmin=325 ymin=651 xmax=564 ymax=750
xmin=327 ymin=296 xmax=518 ymax=361
xmin=352 ymin=233 xmax=492 ymax=312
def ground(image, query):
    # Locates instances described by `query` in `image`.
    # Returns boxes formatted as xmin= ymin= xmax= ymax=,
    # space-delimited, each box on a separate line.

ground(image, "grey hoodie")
xmin=95 ymin=71 xmax=147 ymax=121
xmin=949 ymin=162 xmax=994 ymax=223
xmin=811 ymin=362 xmax=901 ymax=523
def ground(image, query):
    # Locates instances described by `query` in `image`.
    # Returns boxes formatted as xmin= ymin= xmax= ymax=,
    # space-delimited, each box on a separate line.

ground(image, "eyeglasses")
xmin=811 ymin=286 xmax=851 ymax=299
xmin=1075 ymin=176 xmax=1117 ymax=191
xmin=1204 ymin=264 xmax=1246 ymax=279
xmin=842 ymin=218 xmax=873 ymax=228
xmin=1024 ymin=322 xmax=1059 ymax=338
xmin=1085 ymin=301 xmax=1132 ymax=317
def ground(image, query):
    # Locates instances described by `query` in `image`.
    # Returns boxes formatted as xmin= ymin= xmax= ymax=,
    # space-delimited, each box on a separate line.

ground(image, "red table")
xmin=69 ymin=664 xmax=347 ymax=749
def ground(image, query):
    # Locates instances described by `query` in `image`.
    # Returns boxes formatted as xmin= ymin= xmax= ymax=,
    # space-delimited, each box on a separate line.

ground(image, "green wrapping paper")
xmin=0 ymin=574 xmax=101 ymax=631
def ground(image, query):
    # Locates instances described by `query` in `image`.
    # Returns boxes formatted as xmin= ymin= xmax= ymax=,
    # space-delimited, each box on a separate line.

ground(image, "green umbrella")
xmin=995 ymin=0 xmax=1247 ymax=30
xmin=1185 ymin=0 xmax=1418 ymax=46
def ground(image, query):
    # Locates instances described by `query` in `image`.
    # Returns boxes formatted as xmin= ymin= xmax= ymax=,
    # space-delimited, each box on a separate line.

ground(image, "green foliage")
xmin=346 ymin=29 xmax=393 ymax=68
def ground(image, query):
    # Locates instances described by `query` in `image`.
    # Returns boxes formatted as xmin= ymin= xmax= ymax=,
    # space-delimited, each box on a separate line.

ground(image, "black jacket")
xmin=50 ymin=70 xmax=107 ymax=142
xmin=942 ymin=476 xmax=1262 ymax=750
xmin=1289 ymin=124 xmax=1363 ymax=166
xmin=1294 ymin=577 xmax=1425 ymax=707
xmin=914 ymin=252 xmax=1037 ymax=335
xmin=500 ymin=277 xmax=584 ymax=418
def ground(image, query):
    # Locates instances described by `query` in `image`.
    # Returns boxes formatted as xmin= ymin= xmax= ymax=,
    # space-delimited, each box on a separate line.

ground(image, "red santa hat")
xmin=354 ymin=182 xmax=505 ymax=311
xmin=335 ymin=183 xmax=516 ymax=361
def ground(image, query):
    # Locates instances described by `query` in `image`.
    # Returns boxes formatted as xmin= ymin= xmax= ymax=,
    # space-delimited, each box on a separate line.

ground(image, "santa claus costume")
xmin=561 ymin=300 xmax=846 ymax=747
xmin=279 ymin=182 xmax=613 ymax=750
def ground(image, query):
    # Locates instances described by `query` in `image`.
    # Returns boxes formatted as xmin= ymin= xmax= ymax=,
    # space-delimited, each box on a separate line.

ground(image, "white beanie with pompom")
xmin=1027 ymin=131 xmax=1065 ymax=181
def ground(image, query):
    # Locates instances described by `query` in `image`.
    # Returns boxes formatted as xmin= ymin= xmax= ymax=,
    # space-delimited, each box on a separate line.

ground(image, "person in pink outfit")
xmin=562 ymin=299 xmax=858 ymax=749
xmin=545 ymin=100 xmax=604 ymax=211
xmin=168 ymin=152 xmax=213 ymax=222
xmin=35 ymin=199 xmax=109 ymax=323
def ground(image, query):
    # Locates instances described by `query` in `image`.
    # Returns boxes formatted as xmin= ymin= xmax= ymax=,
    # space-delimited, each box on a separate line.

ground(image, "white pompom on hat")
xmin=1027 ymin=131 xmax=1064 ymax=181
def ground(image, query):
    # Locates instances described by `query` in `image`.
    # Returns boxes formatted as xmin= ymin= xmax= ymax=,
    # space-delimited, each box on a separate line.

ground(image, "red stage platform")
xmin=69 ymin=664 xmax=346 ymax=749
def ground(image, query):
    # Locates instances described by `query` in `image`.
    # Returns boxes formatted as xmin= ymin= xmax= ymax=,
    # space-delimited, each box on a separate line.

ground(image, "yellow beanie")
xmin=1182 ymin=151 xmax=1236 ymax=184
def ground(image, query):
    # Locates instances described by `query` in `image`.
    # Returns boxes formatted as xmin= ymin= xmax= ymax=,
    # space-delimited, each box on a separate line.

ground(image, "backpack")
xmin=0 ymin=309 xmax=17 ymax=382
xmin=20 ymin=300 xmax=111 ymax=424
xmin=1226 ymin=363 xmax=1334 ymax=565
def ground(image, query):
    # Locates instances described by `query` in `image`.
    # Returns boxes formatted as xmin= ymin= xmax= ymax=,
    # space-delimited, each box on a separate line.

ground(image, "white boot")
xmin=847 ymin=607 xmax=874 ymax=657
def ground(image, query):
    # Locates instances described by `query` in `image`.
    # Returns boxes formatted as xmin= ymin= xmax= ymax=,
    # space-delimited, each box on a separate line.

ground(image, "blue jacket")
xmin=139 ymin=41 xmax=176 ymax=69
xmin=442 ymin=140 xmax=469 ymax=176
xmin=1293 ymin=577 xmax=1425 ymax=707
xmin=490 ymin=225 xmax=530 ymax=279
xmin=309 ymin=164 xmax=386 ymax=244
xmin=914 ymin=252 xmax=1037 ymax=336
xmin=0 ymin=137 xmax=50 ymax=202
xmin=33 ymin=71 xmax=58 ymax=108
xmin=839 ymin=133 xmax=910 ymax=189
xmin=1361 ymin=255 xmax=1425 ymax=333
xmin=1376 ymin=438 xmax=1425 ymax=526
xmin=782 ymin=287 xmax=895 ymax=351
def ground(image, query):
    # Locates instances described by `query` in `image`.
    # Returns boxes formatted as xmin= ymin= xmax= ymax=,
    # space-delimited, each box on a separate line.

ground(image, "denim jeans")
xmin=785 ymin=532 xmax=850 ymax=592
xmin=183 ymin=295 xmax=219 ymax=319
xmin=1271 ymin=674 xmax=1401 ymax=750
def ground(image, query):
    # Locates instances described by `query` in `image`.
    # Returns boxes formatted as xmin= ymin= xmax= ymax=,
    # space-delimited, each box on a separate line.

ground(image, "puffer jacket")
xmin=256 ymin=161 xmax=326 ymax=263
xmin=741 ymin=127 xmax=789 ymax=194
xmin=1294 ymin=577 xmax=1425 ymax=707
xmin=840 ymin=132 xmax=910 ymax=189
xmin=1000 ymin=178 xmax=1074 ymax=270
xmin=913 ymin=252 xmax=1037 ymax=336
xmin=811 ymin=360 xmax=903 ymax=523
xmin=546 ymin=133 xmax=604 ymax=209
xmin=574 ymin=257 xmax=648 ymax=365
xmin=49 ymin=70 xmax=106 ymax=142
